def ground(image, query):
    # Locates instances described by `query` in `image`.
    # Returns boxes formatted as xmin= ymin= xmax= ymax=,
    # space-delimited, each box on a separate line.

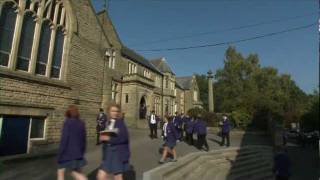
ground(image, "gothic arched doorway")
xmin=139 ymin=96 xmax=147 ymax=119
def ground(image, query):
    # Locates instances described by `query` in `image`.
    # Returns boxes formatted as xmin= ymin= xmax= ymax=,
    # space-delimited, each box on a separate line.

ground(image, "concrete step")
xmin=192 ymin=161 xmax=272 ymax=180
xmin=186 ymin=152 xmax=272 ymax=180
xmin=191 ymin=155 xmax=272 ymax=180
xmin=143 ymin=146 xmax=274 ymax=180
xmin=165 ymin=151 xmax=272 ymax=180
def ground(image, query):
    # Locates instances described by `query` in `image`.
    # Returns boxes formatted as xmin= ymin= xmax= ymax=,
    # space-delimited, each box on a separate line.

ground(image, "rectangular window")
xmin=193 ymin=91 xmax=198 ymax=101
xmin=143 ymin=69 xmax=151 ymax=78
xmin=111 ymin=82 xmax=118 ymax=102
xmin=30 ymin=117 xmax=45 ymax=139
xmin=125 ymin=94 xmax=129 ymax=103
xmin=128 ymin=62 xmax=136 ymax=74
xmin=111 ymin=92 xmax=115 ymax=100
xmin=128 ymin=63 xmax=131 ymax=74
xmin=112 ymin=51 xmax=116 ymax=69
xmin=108 ymin=56 xmax=112 ymax=68
xmin=165 ymin=78 xmax=168 ymax=88
xmin=108 ymin=51 xmax=116 ymax=69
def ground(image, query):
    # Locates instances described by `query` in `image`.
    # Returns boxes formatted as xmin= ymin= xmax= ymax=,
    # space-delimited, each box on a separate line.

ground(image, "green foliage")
xmin=187 ymin=107 xmax=206 ymax=119
xmin=196 ymin=46 xmax=310 ymax=130
xmin=230 ymin=110 xmax=251 ymax=129
xmin=300 ymin=90 xmax=319 ymax=131
xmin=187 ymin=108 xmax=227 ymax=127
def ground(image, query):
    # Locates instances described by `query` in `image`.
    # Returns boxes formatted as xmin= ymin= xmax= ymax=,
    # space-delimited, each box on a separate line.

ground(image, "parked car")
xmin=287 ymin=129 xmax=299 ymax=138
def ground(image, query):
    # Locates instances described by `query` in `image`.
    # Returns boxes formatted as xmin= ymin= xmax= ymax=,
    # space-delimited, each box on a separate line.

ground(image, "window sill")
xmin=0 ymin=67 xmax=71 ymax=89
xmin=30 ymin=139 xmax=48 ymax=145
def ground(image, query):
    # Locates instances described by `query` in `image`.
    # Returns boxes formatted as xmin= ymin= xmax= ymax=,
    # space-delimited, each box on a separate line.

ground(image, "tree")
xmin=301 ymin=90 xmax=319 ymax=131
xmin=196 ymin=46 xmax=309 ymax=130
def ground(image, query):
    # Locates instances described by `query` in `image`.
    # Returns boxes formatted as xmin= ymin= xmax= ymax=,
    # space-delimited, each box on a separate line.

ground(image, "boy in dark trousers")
xmin=220 ymin=115 xmax=231 ymax=147
xmin=194 ymin=117 xmax=209 ymax=151
xmin=96 ymin=108 xmax=107 ymax=145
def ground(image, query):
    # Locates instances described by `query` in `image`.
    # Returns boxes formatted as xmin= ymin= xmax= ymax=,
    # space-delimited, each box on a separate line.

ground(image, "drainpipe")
xmin=119 ymin=75 xmax=123 ymax=107
xmin=161 ymin=74 xmax=164 ymax=119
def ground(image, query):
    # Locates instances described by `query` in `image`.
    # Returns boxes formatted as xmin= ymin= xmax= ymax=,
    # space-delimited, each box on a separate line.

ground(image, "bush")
xmin=187 ymin=107 xmax=206 ymax=119
xmin=187 ymin=108 xmax=231 ymax=127
xmin=230 ymin=110 xmax=251 ymax=129
xmin=202 ymin=112 xmax=218 ymax=127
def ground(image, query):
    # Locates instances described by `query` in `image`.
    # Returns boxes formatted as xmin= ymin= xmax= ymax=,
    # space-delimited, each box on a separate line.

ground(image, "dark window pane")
xmin=25 ymin=0 xmax=31 ymax=10
xmin=125 ymin=94 xmax=129 ymax=103
xmin=35 ymin=63 xmax=46 ymax=75
xmin=34 ymin=2 xmax=39 ymax=13
xmin=51 ymin=67 xmax=60 ymax=78
xmin=16 ymin=57 xmax=29 ymax=71
xmin=0 ymin=53 xmax=9 ymax=66
xmin=36 ymin=21 xmax=51 ymax=75
xmin=50 ymin=0 xmax=56 ymax=20
xmin=16 ymin=13 xmax=35 ymax=71
xmin=30 ymin=117 xmax=45 ymax=138
xmin=51 ymin=29 xmax=64 ymax=78
xmin=56 ymin=5 xmax=62 ymax=25
xmin=0 ymin=4 xmax=17 ymax=66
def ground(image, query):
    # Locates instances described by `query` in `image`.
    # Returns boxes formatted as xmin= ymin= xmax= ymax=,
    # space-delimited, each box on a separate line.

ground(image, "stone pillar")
xmin=207 ymin=70 xmax=214 ymax=112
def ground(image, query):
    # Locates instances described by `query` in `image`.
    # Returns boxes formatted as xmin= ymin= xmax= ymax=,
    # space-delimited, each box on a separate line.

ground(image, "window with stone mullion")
xmin=0 ymin=3 xmax=17 ymax=67
xmin=50 ymin=27 xmax=64 ymax=78
xmin=16 ymin=13 xmax=36 ymax=71
xmin=35 ymin=21 xmax=51 ymax=75
xmin=0 ymin=0 xmax=67 ymax=80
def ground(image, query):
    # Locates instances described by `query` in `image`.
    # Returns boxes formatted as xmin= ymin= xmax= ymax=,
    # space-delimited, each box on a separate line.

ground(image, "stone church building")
xmin=0 ymin=0 xmax=202 ymax=155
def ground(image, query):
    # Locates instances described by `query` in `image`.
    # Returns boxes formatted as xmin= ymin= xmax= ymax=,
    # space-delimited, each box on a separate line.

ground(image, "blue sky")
xmin=92 ymin=0 xmax=318 ymax=94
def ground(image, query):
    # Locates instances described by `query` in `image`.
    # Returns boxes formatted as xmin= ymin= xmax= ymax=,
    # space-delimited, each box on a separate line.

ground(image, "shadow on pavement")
xmin=285 ymin=138 xmax=320 ymax=180
xmin=87 ymin=165 xmax=136 ymax=180
xmin=208 ymin=137 xmax=223 ymax=146
xmin=224 ymin=127 xmax=273 ymax=180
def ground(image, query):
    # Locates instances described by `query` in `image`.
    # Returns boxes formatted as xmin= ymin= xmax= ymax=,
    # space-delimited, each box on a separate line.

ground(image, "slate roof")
xmin=176 ymin=76 xmax=193 ymax=90
xmin=121 ymin=46 xmax=162 ymax=75
xmin=149 ymin=58 xmax=175 ymax=75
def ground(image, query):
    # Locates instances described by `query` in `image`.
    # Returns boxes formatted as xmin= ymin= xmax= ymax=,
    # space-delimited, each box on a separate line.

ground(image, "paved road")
xmin=286 ymin=138 xmax=320 ymax=180
xmin=0 ymin=129 xmax=272 ymax=180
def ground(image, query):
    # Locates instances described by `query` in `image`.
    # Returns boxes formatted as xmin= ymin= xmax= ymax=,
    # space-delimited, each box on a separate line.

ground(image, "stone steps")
xmin=187 ymin=153 xmax=273 ymax=180
xmin=165 ymin=150 xmax=265 ymax=180
xmin=143 ymin=145 xmax=275 ymax=180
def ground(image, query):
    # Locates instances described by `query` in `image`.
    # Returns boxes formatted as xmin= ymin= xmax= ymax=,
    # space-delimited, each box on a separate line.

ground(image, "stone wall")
xmin=0 ymin=0 xmax=112 ymax=146
xmin=0 ymin=0 xmax=202 ymax=153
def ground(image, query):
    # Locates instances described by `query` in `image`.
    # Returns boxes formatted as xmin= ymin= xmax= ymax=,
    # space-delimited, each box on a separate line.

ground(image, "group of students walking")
xmin=149 ymin=111 xmax=232 ymax=164
xmin=57 ymin=105 xmax=232 ymax=179
xmin=57 ymin=104 xmax=130 ymax=180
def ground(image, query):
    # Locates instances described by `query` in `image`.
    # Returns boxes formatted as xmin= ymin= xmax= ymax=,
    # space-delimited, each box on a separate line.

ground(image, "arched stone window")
xmin=51 ymin=27 xmax=64 ymax=78
xmin=0 ymin=2 xmax=17 ymax=67
xmin=0 ymin=0 xmax=70 ymax=80
xmin=16 ymin=12 xmax=36 ymax=71
xmin=36 ymin=20 xmax=51 ymax=75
